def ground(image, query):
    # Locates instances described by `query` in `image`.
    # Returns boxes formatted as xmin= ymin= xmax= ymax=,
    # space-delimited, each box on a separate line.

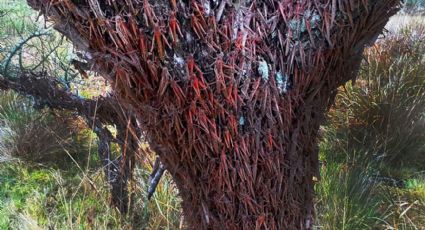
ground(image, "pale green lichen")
xmin=288 ymin=18 xmax=306 ymax=38
xmin=310 ymin=13 xmax=321 ymax=27
xmin=276 ymin=71 xmax=288 ymax=94
xmin=287 ymin=10 xmax=322 ymax=39
xmin=258 ymin=59 xmax=269 ymax=81
xmin=239 ymin=116 xmax=245 ymax=126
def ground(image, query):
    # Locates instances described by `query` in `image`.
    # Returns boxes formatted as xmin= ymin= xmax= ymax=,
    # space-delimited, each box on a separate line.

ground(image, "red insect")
xmin=190 ymin=14 xmax=206 ymax=39
xmin=115 ymin=16 xmax=132 ymax=49
xmin=191 ymin=1 xmax=207 ymax=26
xmin=192 ymin=76 xmax=202 ymax=98
xmin=128 ymin=16 xmax=140 ymax=38
xmin=224 ymin=130 xmax=233 ymax=148
xmin=228 ymin=114 xmax=237 ymax=135
xmin=143 ymin=0 xmax=157 ymax=26
xmin=169 ymin=0 xmax=177 ymax=11
xmin=214 ymin=57 xmax=225 ymax=90
xmin=234 ymin=31 xmax=244 ymax=50
xmin=171 ymin=81 xmax=185 ymax=106
xmin=151 ymin=25 xmax=171 ymax=60
xmin=187 ymin=101 xmax=196 ymax=130
xmin=187 ymin=55 xmax=196 ymax=78
xmin=267 ymin=132 xmax=274 ymax=150
xmin=186 ymin=55 xmax=204 ymax=78
xmin=169 ymin=12 xmax=183 ymax=45
xmin=208 ymin=15 xmax=217 ymax=33
xmin=138 ymin=33 xmax=149 ymax=60
xmin=146 ymin=60 xmax=159 ymax=82
xmin=158 ymin=67 xmax=170 ymax=96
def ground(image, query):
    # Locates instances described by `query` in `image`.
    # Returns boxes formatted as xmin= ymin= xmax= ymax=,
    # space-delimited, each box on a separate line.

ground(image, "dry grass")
xmin=315 ymin=21 xmax=425 ymax=229
xmin=386 ymin=15 xmax=425 ymax=32
xmin=0 ymin=91 xmax=90 ymax=167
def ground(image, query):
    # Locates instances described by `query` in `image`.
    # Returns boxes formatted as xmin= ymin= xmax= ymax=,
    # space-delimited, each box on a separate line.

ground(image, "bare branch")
xmin=1 ymin=31 xmax=49 ymax=76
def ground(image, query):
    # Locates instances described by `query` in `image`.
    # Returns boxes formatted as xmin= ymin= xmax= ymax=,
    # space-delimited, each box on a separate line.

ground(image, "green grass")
xmin=0 ymin=159 xmax=182 ymax=229
xmin=0 ymin=161 xmax=123 ymax=229
xmin=314 ymin=162 xmax=382 ymax=229
xmin=0 ymin=2 xmax=182 ymax=228
xmin=133 ymin=165 xmax=182 ymax=230
xmin=0 ymin=162 xmax=53 ymax=229
xmin=327 ymin=22 xmax=425 ymax=169
xmin=0 ymin=91 xmax=180 ymax=229
xmin=315 ymin=23 xmax=425 ymax=229
xmin=0 ymin=0 xmax=36 ymax=37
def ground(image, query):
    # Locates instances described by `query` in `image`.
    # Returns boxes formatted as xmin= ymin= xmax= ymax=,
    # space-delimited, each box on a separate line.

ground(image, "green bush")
xmin=405 ymin=0 xmax=425 ymax=6
xmin=327 ymin=23 xmax=425 ymax=169
xmin=0 ymin=91 xmax=91 ymax=168
xmin=315 ymin=23 xmax=425 ymax=230
xmin=314 ymin=157 xmax=383 ymax=229
xmin=0 ymin=1 xmax=183 ymax=229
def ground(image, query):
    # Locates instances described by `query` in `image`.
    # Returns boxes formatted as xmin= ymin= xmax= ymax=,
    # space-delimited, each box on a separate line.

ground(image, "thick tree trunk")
xmin=150 ymin=51 xmax=358 ymax=229
xmin=163 ymin=101 xmax=325 ymax=229
xmin=27 ymin=0 xmax=400 ymax=229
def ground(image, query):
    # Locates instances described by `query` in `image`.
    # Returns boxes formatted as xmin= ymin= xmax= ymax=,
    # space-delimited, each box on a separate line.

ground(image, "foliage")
xmin=0 ymin=89 xmax=181 ymax=229
xmin=327 ymin=23 xmax=425 ymax=169
xmin=23 ymin=0 xmax=402 ymax=227
xmin=0 ymin=91 xmax=91 ymax=167
xmin=315 ymin=23 xmax=425 ymax=229
xmin=1 ymin=1 xmax=424 ymax=230
xmin=0 ymin=0 xmax=36 ymax=38
xmin=405 ymin=0 xmax=425 ymax=7
xmin=0 ymin=161 xmax=119 ymax=229
xmin=314 ymin=156 xmax=382 ymax=229
xmin=0 ymin=0 xmax=93 ymax=98
xmin=0 ymin=158 xmax=182 ymax=229
xmin=378 ymin=183 xmax=425 ymax=229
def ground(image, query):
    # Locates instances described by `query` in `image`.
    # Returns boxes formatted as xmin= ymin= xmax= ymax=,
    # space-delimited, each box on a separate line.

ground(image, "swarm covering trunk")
xmin=27 ymin=0 xmax=400 ymax=229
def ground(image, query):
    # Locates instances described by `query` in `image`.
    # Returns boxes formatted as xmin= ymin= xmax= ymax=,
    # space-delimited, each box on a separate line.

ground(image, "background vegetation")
xmin=314 ymin=23 xmax=425 ymax=229
xmin=0 ymin=0 xmax=424 ymax=229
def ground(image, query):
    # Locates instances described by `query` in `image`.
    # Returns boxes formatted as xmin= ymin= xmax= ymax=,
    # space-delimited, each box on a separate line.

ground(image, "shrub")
xmin=314 ymin=156 xmax=383 ymax=229
xmin=0 ymin=91 xmax=89 ymax=167
xmin=315 ymin=23 xmax=425 ymax=230
xmin=327 ymin=23 xmax=425 ymax=169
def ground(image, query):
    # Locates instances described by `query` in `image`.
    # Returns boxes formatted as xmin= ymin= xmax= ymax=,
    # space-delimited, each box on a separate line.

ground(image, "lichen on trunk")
xmin=26 ymin=0 xmax=401 ymax=229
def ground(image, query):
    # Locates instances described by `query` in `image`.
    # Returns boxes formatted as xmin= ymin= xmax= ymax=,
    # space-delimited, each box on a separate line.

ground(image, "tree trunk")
xmin=162 ymin=99 xmax=326 ymax=229
xmin=27 ymin=0 xmax=400 ymax=229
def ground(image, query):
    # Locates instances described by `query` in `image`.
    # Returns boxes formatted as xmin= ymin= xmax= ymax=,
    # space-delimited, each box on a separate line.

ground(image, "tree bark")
xmin=26 ymin=0 xmax=400 ymax=229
